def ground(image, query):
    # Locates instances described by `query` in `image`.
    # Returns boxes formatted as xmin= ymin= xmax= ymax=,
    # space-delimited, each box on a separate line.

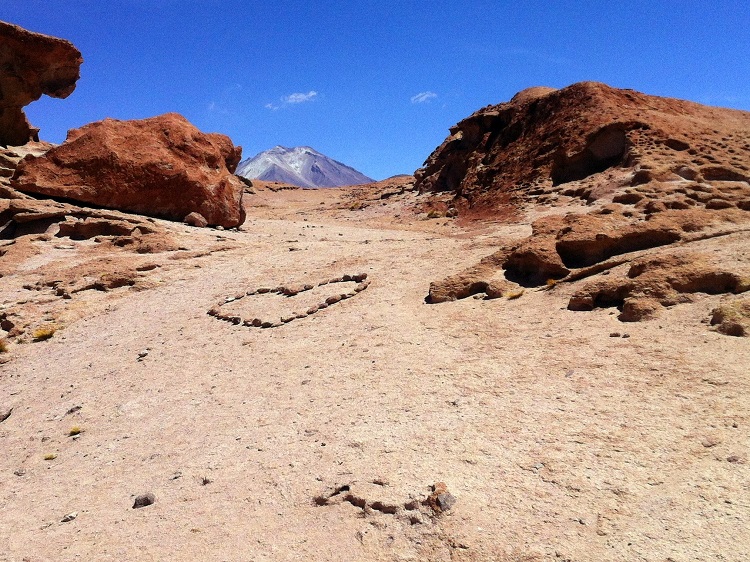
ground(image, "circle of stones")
xmin=208 ymin=273 xmax=370 ymax=329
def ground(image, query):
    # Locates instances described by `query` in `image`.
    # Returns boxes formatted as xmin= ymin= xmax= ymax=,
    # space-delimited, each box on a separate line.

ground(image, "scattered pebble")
xmin=61 ymin=511 xmax=77 ymax=523
xmin=426 ymin=482 xmax=456 ymax=514
xmin=132 ymin=492 xmax=156 ymax=509
xmin=0 ymin=407 xmax=12 ymax=423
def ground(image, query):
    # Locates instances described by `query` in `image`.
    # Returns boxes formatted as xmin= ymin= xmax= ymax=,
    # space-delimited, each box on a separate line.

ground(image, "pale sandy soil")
xmin=1 ymin=188 xmax=749 ymax=562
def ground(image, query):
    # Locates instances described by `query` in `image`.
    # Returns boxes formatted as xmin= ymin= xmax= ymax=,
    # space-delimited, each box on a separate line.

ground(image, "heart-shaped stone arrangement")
xmin=208 ymin=273 xmax=370 ymax=328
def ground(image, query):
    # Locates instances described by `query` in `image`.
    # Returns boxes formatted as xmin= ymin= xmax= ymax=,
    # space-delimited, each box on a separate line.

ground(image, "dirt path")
xmin=1 ymin=193 xmax=749 ymax=561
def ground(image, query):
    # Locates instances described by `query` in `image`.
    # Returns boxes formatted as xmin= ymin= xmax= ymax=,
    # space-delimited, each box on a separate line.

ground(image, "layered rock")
xmin=0 ymin=21 xmax=82 ymax=146
xmin=12 ymin=113 xmax=246 ymax=227
xmin=423 ymin=83 xmax=750 ymax=330
xmin=415 ymin=81 xmax=750 ymax=211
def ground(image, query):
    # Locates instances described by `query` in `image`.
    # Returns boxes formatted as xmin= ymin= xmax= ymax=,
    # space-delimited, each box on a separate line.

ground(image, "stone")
xmin=0 ymin=407 xmax=12 ymax=423
xmin=13 ymin=113 xmax=246 ymax=228
xmin=0 ymin=22 xmax=82 ymax=145
xmin=425 ymin=482 xmax=456 ymax=514
xmin=184 ymin=212 xmax=208 ymax=228
xmin=325 ymin=295 xmax=342 ymax=305
xmin=132 ymin=492 xmax=155 ymax=509
xmin=60 ymin=511 xmax=77 ymax=523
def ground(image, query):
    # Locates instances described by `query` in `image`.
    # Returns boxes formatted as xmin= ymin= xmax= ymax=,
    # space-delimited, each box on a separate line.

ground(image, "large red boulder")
xmin=12 ymin=113 xmax=246 ymax=228
xmin=0 ymin=21 xmax=82 ymax=146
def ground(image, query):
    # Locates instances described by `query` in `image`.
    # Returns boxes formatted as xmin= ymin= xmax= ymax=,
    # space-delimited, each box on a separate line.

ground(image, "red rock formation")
xmin=415 ymin=81 xmax=750 ymax=211
xmin=12 ymin=113 xmax=246 ymax=228
xmin=423 ymin=82 xmax=750 ymax=329
xmin=0 ymin=21 xmax=82 ymax=146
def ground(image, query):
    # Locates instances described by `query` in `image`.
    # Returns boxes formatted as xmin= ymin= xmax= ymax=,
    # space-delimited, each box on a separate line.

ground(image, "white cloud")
xmin=411 ymin=91 xmax=437 ymax=104
xmin=283 ymin=91 xmax=318 ymax=104
xmin=265 ymin=90 xmax=318 ymax=110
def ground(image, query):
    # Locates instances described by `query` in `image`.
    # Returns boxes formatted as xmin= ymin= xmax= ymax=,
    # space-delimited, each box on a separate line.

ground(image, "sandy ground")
xmin=1 ymin=188 xmax=749 ymax=561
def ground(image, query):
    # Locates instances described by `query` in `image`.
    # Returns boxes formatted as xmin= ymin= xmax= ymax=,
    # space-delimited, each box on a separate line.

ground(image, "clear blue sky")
xmin=4 ymin=1 xmax=749 ymax=180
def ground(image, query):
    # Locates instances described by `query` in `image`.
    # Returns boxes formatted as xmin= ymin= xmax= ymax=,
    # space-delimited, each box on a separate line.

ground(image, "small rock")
xmin=702 ymin=437 xmax=721 ymax=448
xmin=609 ymin=332 xmax=621 ymax=337
xmin=66 ymin=405 xmax=82 ymax=416
xmin=137 ymin=349 xmax=149 ymax=360
xmin=184 ymin=212 xmax=208 ymax=228
xmin=425 ymin=482 xmax=456 ymax=514
xmin=727 ymin=455 xmax=745 ymax=464
xmin=0 ymin=407 xmax=12 ymax=423
xmin=61 ymin=511 xmax=77 ymax=523
xmin=436 ymin=492 xmax=456 ymax=512
xmin=621 ymin=333 xmax=631 ymax=338
xmin=14 ymin=468 xmax=26 ymax=476
xmin=132 ymin=492 xmax=155 ymax=509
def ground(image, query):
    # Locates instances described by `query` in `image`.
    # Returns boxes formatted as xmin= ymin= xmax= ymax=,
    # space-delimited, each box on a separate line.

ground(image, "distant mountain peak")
xmin=236 ymin=146 xmax=373 ymax=188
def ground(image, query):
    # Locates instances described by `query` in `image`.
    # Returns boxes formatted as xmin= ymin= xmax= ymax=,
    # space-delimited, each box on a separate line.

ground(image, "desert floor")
xmin=1 ymin=186 xmax=749 ymax=562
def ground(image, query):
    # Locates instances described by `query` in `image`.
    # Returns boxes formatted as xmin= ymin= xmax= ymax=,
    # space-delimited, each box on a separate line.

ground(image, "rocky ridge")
xmin=421 ymin=82 xmax=750 ymax=329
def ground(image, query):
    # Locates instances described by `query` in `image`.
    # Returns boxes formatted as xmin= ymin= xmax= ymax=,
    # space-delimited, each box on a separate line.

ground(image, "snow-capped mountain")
xmin=235 ymin=146 xmax=374 ymax=188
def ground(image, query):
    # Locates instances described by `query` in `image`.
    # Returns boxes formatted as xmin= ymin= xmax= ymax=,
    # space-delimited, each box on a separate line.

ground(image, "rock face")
xmin=12 ymin=113 xmax=246 ymax=227
xmin=0 ymin=21 xmax=82 ymax=146
xmin=423 ymin=82 xmax=750 ymax=329
xmin=415 ymin=81 xmax=750 ymax=211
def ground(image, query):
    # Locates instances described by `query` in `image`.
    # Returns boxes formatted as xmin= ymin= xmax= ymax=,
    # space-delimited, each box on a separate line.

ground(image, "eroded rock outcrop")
xmin=415 ymin=82 xmax=750 ymax=211
xmin=12 ymin=113 xmax=246 ymax=227
xmin=0 ymin=21 xmax=82 ymax=146
xmin=568 ymin=253 xmax=750 ymax=322
xmin=424 ymin=83 xmax=750 ymax=329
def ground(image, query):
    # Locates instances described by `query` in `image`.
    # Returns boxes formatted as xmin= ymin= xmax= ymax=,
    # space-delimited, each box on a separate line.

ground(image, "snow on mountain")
xmin=235 ymin=146 xmax=374 ymax=188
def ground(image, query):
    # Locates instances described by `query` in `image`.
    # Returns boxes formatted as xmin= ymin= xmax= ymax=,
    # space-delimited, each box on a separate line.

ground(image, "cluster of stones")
xmin=208 ymin=273 xmax=370 ymax=328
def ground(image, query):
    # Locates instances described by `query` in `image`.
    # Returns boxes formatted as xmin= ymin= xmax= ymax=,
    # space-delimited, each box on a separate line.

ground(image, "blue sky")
xmin=4 ymin=1 xmax=749 ymax=180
